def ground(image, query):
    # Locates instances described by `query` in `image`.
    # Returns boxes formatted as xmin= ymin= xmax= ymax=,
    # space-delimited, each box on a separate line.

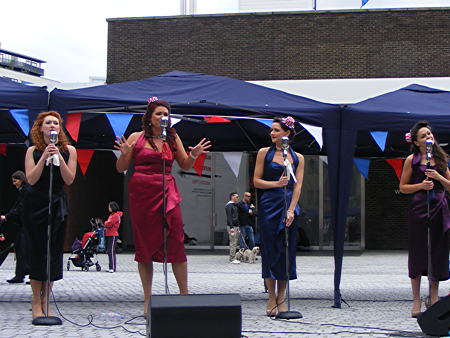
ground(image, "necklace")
xmin=150 ymin=134 xmax=164 ymax=139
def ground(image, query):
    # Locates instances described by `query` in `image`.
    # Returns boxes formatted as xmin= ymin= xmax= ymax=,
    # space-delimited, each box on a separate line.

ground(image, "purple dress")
xmin=408 ymin=153 xmax=449 ymax=281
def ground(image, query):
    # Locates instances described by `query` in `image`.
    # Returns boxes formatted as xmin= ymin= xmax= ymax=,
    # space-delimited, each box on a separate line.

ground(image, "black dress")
xmin=23 ymin=149 xmax=69 ymax=281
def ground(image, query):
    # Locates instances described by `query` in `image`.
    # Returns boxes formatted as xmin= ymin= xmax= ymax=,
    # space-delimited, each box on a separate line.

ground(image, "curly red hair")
xmin=30 ymin=111 xmax=71 ymax=151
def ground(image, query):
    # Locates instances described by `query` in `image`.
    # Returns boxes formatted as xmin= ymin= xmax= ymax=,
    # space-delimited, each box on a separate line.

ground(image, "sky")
xmin=1 ymin=0 xmax=450 ymax=83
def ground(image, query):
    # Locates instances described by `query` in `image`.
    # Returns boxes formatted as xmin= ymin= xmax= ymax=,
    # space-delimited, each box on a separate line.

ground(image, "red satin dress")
xmin=128 ymin=134 xmax=186 ymax=263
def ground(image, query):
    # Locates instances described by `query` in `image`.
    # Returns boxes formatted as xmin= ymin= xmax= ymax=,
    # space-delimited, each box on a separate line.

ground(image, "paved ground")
xmin=0 ymin=250 xmax=448 ymax=337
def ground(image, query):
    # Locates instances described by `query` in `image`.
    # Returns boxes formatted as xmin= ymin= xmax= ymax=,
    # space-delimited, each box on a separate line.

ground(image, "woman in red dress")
xmin=115 ymin=98 xmax=210 ymax=316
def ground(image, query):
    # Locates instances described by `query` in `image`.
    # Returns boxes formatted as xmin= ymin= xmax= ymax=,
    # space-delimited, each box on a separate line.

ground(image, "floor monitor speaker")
xmin=417 ymin=295 xmax=450 ymax=337
xmin=148 ymin=293 xmax=241 ymax=338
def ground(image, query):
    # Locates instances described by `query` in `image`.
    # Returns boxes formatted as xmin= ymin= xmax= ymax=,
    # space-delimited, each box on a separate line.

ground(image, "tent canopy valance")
xmin=49 ymin=70 xmax=338 ymax=127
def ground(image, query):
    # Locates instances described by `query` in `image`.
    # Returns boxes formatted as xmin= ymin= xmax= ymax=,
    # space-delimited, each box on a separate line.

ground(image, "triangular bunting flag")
xmin=66 ymin=113 xmax=82 ymax=142
xmin=353 ymin=158 xmax=370 ymax=180
xmin=255 ymin=119 xmax=273 ymax=128
xmin=76 ymin=149 xmax=95 ymax=176
xmin=171 ymin=118 xmax=181 ymax=126
xmin=112 ymin=150 xmax=121 ymax=159
xmin=319 ymin=156 xmax=328 ymax=165
xmin=204 ymin=116 xmax=231 ymax=123
xmin=370 ymin=131 xmax=388 ymax=152
xmin=106 ymin=113 xmax=134 ymax=138
xmin=386 ymin=158 xmax=404 ymax=181
xmin=0 ymin=144 xmax=6 ymax=156
xmin=299 ymin=122 xmax=323 ymax=149
xmin=223 ymin=152 xmax=243 ymax=178
xmin=112 ymin=150 xmax=127 ymax=175
xmin=361 ymin=0 xmax=369 ymax=7
xmin=192 ymin=153 xmax=206 ymax=176
xmin=9 ymin=109 xmax=30 ymax=136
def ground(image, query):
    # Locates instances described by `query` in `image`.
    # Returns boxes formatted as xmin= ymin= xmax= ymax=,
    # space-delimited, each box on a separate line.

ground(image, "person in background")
xmin=0 ymin=171 xmax=31 ymax=284
xmin=253 ymin=116 xmax=304 ymax=317
xmin=23 ymin=111 xmax=77 ymax=320
xmin=115 ymin=97 xmax=210 ymax=317
xmin=399 ymin=120 xmax=450 ymax=318
xmin=225 ymin=192 xmax=240 ymax=264
xmin=103 ymin=201 xmax=123 ymax=273
xmin=237 ymin=191 xmax=256 ymax=250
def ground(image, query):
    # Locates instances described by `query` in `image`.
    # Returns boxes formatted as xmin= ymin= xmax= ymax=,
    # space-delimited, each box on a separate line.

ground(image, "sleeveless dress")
xmin=128 ymin=134 xmax=186 ymax=263
xmin=408 ymin=153 xmax=449 ymax=281
xmin=23 ymin=149 xmax=69 ymax=281
xmin=258 ymin=145 xmax=301 ymax=280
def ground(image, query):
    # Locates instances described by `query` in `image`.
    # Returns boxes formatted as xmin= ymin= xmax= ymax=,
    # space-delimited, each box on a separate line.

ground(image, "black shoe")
xmin=7 ymin=276 xmax=24 ymax=283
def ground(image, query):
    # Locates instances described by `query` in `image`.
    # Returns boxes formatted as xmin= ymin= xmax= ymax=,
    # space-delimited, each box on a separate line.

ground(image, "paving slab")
xmin=0 ymin=251 xmax=448 ymax=337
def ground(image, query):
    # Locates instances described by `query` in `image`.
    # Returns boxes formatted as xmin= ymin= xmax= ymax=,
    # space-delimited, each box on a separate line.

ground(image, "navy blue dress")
xmin=258 ymin=145 xmax=301 ymax=280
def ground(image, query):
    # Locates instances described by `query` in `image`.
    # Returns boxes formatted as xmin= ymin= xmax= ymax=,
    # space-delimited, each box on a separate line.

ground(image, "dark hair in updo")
xmin=410 ymin=120 xmax=448 ymax=174
xmin=142 ymin=100 xmax=177 ymax=152
xmin=272 ymin=116 xmax=294 ymax=140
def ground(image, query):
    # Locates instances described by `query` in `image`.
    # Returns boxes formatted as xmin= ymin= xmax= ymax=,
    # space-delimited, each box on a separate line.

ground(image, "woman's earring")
xmin=148 ymin=123 xmax=152 ymax=126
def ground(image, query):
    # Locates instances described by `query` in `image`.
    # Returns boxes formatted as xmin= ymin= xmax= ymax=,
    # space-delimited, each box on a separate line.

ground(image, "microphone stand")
xmin=161 ymin=128 xmax=169 ymax=295
xmin=276 ymin=145 xmax=302 ymax=320
xmin=32 ymin=158 xmax=62 ymax=325
xmin=425 ymin=153 xmax=433 ymax=310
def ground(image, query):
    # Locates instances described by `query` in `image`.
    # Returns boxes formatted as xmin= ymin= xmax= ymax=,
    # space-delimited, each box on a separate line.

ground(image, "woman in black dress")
xmin=24 ymin=111 xmax=77 ymax=319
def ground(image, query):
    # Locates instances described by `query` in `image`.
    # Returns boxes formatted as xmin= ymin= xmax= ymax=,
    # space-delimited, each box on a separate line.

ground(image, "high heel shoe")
xmin=266 ymin=308 xmax=277 ymax=317
xmin=411 ymin=299 xmax=421 ymax=318
xmin=266 ymin=299 xmax=277 ymax=317
xmin=276 ymin=297 xmax=288 ymax=313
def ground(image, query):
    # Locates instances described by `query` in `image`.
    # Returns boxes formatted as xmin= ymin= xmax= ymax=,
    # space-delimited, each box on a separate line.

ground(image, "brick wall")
xmin=107 ymin=8 xmax=450 ymax=83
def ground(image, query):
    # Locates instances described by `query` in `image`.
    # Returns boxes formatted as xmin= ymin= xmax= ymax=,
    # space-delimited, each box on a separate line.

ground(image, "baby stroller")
xmin=67 ymin=219 xmax=102 ymax=272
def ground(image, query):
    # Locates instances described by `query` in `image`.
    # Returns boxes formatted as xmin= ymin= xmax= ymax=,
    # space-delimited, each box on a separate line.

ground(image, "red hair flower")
xmin=404 ymin=131 xmax=412 ymax=143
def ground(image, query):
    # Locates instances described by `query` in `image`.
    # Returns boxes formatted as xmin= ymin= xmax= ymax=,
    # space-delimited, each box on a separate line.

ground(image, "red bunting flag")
xmin=76 ymin=149 xmax=95 ymax=176
xmin=192 ymin=153 xmax=206 ymax=176
xmin=66 ymin=113 xmax=82 ymax=142
xmin=204 ymin=116 xmax=231 ymax=123
xmin=385 ymin=158 xmax=404 ymax=181
xmin=0 ymin=144 xmax=6 ymax=156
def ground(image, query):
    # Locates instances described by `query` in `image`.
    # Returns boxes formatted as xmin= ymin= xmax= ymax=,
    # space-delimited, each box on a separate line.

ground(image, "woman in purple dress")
xmin=399 ymin=120 xmax=450 ymax=318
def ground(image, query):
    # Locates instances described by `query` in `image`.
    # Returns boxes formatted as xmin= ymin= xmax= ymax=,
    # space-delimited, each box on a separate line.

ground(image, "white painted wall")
xmin=251 ymin=77 xmax=450 ymax=104
xmin=239 ymin=0 xmax=313 ymax=11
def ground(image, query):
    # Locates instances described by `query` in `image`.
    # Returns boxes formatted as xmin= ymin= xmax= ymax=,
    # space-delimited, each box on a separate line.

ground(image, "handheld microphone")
xmin=47 ymin=130 xmax=60 ymax=166
xmin=425 ymin=139 xmax=433 ymax=164
xmin=50 ymin=130 xmax=58 ymax=144
xmin=281 ymin=136 xmax=289 ymax=160
xmin=160 ymin=117 xmax=169 ymax=141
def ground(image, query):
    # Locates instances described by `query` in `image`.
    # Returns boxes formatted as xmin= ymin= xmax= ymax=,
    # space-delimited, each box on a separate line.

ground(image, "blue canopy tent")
xmin=0 ymin=77 xmax=48 ymax=143
xmin=330 ymin=84 xmax=450 ymax=307
xmin=49 ymin=70 xmax=335 ymax=123
xmin=49 ymin=71 xmax=340 ymax=151
xmin=49 ymin=71 xmax=354 ymax=307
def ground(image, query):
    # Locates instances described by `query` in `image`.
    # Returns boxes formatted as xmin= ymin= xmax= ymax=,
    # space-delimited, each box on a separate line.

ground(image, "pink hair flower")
xmin=404 ymin=132 xmax=412 ymax=143
xmin=282 ymin=116 xmax=296 ymax=129
xmin=147 ymin=96 xmax=159 ymax=103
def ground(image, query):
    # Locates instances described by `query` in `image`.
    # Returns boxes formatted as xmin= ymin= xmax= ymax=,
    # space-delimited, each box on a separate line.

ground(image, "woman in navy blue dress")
xmin=399 ymin=120 xmax=450 ymax=317
xmin=253 ymin=116 xmax=304 ymax=316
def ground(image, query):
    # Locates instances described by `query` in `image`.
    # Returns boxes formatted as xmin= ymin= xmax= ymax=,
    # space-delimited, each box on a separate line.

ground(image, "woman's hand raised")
xmin=114 ymin=136 xmax=136 ymax=156
xmin=188 ymin=138 xmax=211 ymax=158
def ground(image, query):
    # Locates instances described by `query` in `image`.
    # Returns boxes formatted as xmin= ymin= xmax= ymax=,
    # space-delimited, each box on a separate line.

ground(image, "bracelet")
xmin=189 ymin=152 xmax=198 ymax=160
xmin=287 ymin=210 xmax=294 ymax=213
